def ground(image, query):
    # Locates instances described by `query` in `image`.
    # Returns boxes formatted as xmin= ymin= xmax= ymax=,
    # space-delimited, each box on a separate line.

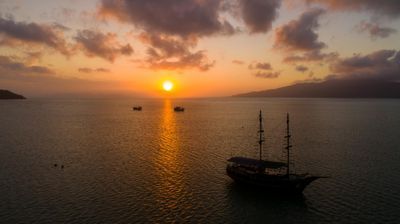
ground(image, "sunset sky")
xmin=0 ymin=0 xmax=399 ymax=97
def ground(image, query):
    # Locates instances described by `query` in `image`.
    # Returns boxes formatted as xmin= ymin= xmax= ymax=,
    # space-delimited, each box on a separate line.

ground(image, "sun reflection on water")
xmin=153 ymin=99 xmax=188 ymax=216
xmin=158 ymin=99 xmax=179 ymax=171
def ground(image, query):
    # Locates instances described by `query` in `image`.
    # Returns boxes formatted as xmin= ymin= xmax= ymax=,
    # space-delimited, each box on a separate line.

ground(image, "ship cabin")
xmin=227 ymin=157 xmax=287 ymax=174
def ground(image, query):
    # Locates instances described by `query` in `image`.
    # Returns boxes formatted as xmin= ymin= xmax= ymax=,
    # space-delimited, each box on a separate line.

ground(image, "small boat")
xmin=174 ymin=106 xmax=185 ymax=112
xmin=226 ymin=111 xmax=326 ymax=194
xmin=133 ymin=106 xmax=142 ymax=111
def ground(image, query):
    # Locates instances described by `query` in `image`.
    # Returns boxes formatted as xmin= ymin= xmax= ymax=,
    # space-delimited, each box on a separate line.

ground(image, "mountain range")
xmin=234 ymin=79 xmax=400 ymax=98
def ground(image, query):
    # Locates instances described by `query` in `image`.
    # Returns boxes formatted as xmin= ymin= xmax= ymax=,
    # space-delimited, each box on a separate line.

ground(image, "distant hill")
xmin=0 ymin=90 xmax=26 ymax=99
xmin=234 ymin=79 xmax=400 ymax=98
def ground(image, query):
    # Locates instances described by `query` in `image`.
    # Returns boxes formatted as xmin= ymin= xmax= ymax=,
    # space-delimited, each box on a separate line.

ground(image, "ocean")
xmin=1 ymin=98 xmax=400 ymax=223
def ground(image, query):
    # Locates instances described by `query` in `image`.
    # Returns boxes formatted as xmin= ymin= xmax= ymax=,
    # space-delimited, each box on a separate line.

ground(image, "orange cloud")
xmin=138 ymin=33 xmax=214 ymax=71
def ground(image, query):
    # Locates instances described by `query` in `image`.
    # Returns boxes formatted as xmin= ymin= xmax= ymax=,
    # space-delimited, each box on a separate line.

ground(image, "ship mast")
xmin=258 ymin=110 xmax=265 ymax=161
xmin=285 ymin=113 xmax=292 ymax=176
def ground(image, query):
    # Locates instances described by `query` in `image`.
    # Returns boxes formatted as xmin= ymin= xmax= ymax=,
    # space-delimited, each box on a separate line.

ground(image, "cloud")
xmin=78 ymin=67 xmax=111 ymax=73
xmin=147 ymin=51 xmax=215 ymax=71
xmin=283 ymin=50 xmax=338 ymax=63
xmin=98 ymin=0 xmax=235 ymax=38
xmin=139 ymin=33 xmax=194 ymax=59
xmin=75 ymin=29 xmax=133 ymax=62
xmin=275 ymin=8 xmax=326 ymax=51
xmin=23 ymin=51 xmax=43 ymax=64
xmin=138 ymin=33 xmax=214 ymax=71
xmin=239 ymin=0 xmax=281 ymax=33
xmin=0 ymin=16 xmax=70 ymax=55
xmin=232 ymin=60 xmax=245 ymax=65
xmin=249 ymin=62 xmax=272 ymax=70
xmin=293 ymin=76 xmax=323 ymax=84
xmin=0 ymin=55 xmax=54 ymax=75
xmin=305 ymin=0 xmax=400 ymax=18
xmin=329 ymin=49 xmax=400 ymax=81
xmin=0 ymin=56 xmax=138 ymax=97
xmin=296 ymin=65 xmax=309 ymax=72
xmin=248 ymin=61 xmax=278 ymax=78
xmin=98 ymin=1 xmax=242 ymax=71
xmin=356 ymin=21 xmax=397 ymax=39
xmin=254 ymin=71 xmax=280 ymax=78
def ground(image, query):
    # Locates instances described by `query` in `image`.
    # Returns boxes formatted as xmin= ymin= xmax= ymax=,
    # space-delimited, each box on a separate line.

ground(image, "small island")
xmin=0 ymin=90 xmax=26 ymax=100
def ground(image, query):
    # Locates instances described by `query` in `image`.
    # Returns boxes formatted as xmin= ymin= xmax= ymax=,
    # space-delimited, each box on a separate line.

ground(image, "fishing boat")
xmin=133 ymin=106 xmax=142 ymax=111
xmin=174 ymin=106 xmax=185 ymax=112
xmin=226 ymin=111 xmax=325 ymax=194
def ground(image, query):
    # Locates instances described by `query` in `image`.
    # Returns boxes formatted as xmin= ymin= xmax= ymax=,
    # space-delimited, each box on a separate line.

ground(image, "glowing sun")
xmin=163 ymin=80 xmax=174 ymax=92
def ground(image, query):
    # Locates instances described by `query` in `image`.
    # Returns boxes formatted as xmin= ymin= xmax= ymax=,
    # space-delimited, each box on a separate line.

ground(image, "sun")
xmin=163 ymin=80 xmax=174 ymax=92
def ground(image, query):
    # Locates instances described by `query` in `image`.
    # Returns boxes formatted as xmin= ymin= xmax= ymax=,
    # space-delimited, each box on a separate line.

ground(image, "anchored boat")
xmin=133 ymin=106 xmax=142 ymax=111
xmin=226 ymin=111 xmax=326 ymax=194
xmin=174 ymin=106 xmax=185 ymax=112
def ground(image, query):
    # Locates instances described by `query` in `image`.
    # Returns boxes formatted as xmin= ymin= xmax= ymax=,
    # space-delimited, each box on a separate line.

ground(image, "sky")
xmin=0 ymin=0 xmax=399 ymax=98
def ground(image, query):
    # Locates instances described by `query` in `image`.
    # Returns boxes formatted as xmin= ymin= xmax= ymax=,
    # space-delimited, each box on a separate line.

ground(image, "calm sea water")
xmin=1 ymin=98 xmax=400 ymax=223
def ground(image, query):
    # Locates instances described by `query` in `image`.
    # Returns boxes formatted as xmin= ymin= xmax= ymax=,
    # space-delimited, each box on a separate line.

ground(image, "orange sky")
xmin=0 ymin=0 xmax=399 ymax=97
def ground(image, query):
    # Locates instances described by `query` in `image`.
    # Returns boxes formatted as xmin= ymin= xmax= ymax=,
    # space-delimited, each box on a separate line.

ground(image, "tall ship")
xmin=226 ymin=111 xmax=325 ymax=194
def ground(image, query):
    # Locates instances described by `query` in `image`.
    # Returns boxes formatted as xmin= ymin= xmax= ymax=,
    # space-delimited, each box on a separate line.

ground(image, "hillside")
xmin=234 ymin=80 xmax=400 ymax=98
xmin=0 ymin=90 xmax=26 ymax=99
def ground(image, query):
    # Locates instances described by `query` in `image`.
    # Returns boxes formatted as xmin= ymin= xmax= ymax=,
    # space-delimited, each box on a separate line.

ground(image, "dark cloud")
xmin=99 ymin=0 xmax=235 ymax=37
xmin=305 ymin=0 xmax=400 ymax=18
xmin=232 ymin=60 xmax=245 ymax=65
xmin=330 ymin=49 xmax=400 ymax=81
xmin=254 ymin=71 xmax=280 ymax=79
xmin=356 ymin=21 xmax=397 ymax=39
xmin=96 ymin=68 xmax=111 ymax=73
xmin=0 ymin=16 xmax=70 ymax=55
xmin=239 ymin=0 xmax=281 ymax=33
xmin=283 ymin=50 xmax=338 ymax=63
xmin=98 ymin=1 xmax=242 ymax=71
xmin=138 ymin=33 xmax=214 ymax=71
xmin=78 ymin=67 xmax=110 ymax=73
xmin=139 ymin=33 xmax=194 ymax=59
xmin=296 ymin=65 xmax=309 ymax=72
xmin=248 ymin=61 xmax=278 ymax=78
xmin=275 ymin=8 xmax=326 ymax=51
xmin=78 ymin=68 xmax=92 ymax=73
xmin=249 ymin=62 xmax=272 ymax=70
xmin=0 ymin=55 xmax=54 ymax=75
xmin=75 ymin=30 xmax=133 ymax=62
xmin=148 ymin=51 xmax=215 ymax=71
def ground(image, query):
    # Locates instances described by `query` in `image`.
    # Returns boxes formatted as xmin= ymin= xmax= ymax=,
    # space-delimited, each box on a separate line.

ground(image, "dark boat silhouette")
xmin=174 ymin=106 xmax=184 ymax=112
xmin=133 ymin=106 xmax=142 ymax=111
xmin=226 ymin=111 xmax=326 ymax=194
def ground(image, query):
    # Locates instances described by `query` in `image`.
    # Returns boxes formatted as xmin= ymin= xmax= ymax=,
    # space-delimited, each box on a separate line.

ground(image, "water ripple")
xmin=1 ymin=98 xmax=400 ymax=223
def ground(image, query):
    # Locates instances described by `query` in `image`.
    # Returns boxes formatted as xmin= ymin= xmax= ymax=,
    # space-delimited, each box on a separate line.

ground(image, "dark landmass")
xmin=0 ymin=90 xmax=26 ymax=99
xmin=234 ymin=79 xmax=400 ymax=98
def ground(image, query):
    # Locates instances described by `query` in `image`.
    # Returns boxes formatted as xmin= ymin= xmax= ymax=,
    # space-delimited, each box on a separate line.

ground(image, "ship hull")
xmin=226 ymin=166 xmax=320 ymax=194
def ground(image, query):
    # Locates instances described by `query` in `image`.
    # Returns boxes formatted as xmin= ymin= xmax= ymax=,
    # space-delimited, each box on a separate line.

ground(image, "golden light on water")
xmin=163 ymin=81 xmax=174 ymax=92
xmin=153 ymin=99 xmax=185 ymax=210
